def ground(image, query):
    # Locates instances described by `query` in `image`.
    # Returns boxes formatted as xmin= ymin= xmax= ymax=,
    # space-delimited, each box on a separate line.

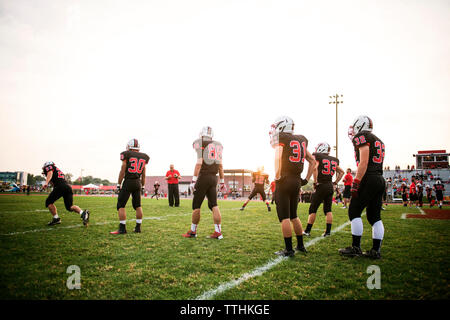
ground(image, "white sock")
xmin=54 ymin=214 xmax=59 ymax=219
xmin=214 ymin=224 xmax=221 ymax=233
xmin=120 ymin=220 xmax=126 ymax=225
xmin=136 ymin=219 xmax=142 ymax=224
xmin=351 ymin=218 xmax=363 ymax=236
xmin=79 ymin=210 xmax=83 ymax=215
xmin=191 ymin=223 xmax=197 ymax=232
xmin=372 ymin=220 xmax=384 ymax=240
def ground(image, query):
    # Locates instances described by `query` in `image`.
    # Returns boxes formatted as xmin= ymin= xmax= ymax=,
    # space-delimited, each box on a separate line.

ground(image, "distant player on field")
xmin=269 ymin=116 xmax=315 ymax=257
xmin=303 ymin=142 xmax=344 ymax=237
xmin=151 ymin=181 xmax=160 ymax=200
xmin=425 ymin=185 xmax=433 ymax=207
xmin=270 ymin=180 xmax=276 ymax=204
xmin=110 ymin=139 xmax=149 ymax=234
xmin=433 ymin=180 xmax=445 ymax=209
xmin=182 ymin=126 xmax=226 ymax=239
xmin=400 ymin=182 xmax=408 ymax=207
xmin=339 ymin=115 xmax=386 ymax=259
xmin=42 ymin=161 xmax=90 ymax=226
xmin=409 ymin=178 xmax=417 ymax=208
xmin=240 ymin=166 xmax=271 ymax=212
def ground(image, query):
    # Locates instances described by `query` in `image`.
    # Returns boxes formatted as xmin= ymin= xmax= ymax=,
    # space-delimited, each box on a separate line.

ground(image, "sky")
xmin=1 ymin=0 xmax=449 ymax=182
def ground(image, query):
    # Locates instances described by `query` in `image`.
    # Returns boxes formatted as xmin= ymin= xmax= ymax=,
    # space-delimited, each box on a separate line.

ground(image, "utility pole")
xmin=329 ymin=94 xmax=343 ymax=159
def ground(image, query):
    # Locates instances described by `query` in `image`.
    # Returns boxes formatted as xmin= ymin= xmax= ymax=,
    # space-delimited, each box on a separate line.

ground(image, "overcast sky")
xmin=1 ymin=0 xmax=449 ymax=182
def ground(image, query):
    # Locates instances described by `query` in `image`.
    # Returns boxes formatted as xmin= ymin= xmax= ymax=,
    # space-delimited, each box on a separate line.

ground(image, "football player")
xmin=303 ymin=142 xmax=344 ymax=237
xmin=151 ymin=181 xmax=160 ymax=200
xmin=182 ymin=126 xmax=225 ymax=239
xmin=433 ymin=180 xmax=445 ymax=209
xmin=240 ymin=166 xmax=271 ymax=212
xmin=416 ymin=183 xmax=423 ymax=207
xmin=425 ymin=185 xmax=433 ymax=207
xmin=270 ymin=180 xmax=276 ymax=204
xmin=401 ymin=182 xmax=408 ymax=207
xmin=42 ymin=162 xmax=90 ymax=226
xmin=269 ymin=116 xmax=316 ymax=257
xmin=110 ymin=139 xmax=149 ymax=234
xmin=339 ymin=116 xmax=386 ymax=259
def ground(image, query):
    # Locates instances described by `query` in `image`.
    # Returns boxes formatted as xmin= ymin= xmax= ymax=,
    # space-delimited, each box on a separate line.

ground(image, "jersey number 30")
xmin=128 ymin=158 xmax=146 ymax=173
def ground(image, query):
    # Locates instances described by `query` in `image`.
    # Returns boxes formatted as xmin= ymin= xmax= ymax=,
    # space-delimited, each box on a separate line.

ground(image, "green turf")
xmin=0 ymin=195 xmax=448 ymax=300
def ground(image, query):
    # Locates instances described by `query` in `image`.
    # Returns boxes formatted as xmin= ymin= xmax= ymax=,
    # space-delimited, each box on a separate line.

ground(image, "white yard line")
xmin=194 ymin=217 xmax=355 ymax=300
xmin=0 ymin=205 xmax=256 ymax=236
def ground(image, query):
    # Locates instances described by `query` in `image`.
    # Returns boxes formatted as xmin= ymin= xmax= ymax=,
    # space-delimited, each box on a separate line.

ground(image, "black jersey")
xmin=120 ymin=150 xmax=150 ymax=180
xmin=193 ymin=138 xmax=223 ymax=176
xmin=275 ymin=132 xmax=308 ymax=178
xmin=352 ymin=131 xmax=385 ymax=176
xmin=43 ymin=164 xmax=67 ymax=187
xmin=252 ymin=172 xmax=269 ymax=186
xmin=154 ymin=183 xmax=160 ymax=190
xmin=434 ymin=184 xmax=445 ymax=195
xmin=314 ymin=153 xmax=340 ymax=184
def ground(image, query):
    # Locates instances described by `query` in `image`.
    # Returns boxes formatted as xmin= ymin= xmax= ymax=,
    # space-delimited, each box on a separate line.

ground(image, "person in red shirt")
xmin=342 ymin=168 xmax=353 ymax=209
xmin=165 ymin=164 xmax=181 ymax=207
xmin=270 ymin=180 xmax=276 ymax=204
xmin=409 ymin=178 xmax=417 ymax=208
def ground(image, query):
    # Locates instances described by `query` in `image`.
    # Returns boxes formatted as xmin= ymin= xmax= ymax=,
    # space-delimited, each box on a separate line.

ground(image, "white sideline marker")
xmin=195 ymin=218 xmax=354 ymax=300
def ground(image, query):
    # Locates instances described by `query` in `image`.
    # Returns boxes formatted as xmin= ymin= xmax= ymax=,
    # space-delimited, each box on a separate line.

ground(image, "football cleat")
xmin=322 ymin=232 xmax=331 ymax=237
xmin=362 ymin=249 xmax=382 ymax=260
xmin=110 ymin=224 xmax=127 ymax=235
xmin=182 ymin=230 xmax=197 ymax=238
xmin=275 ymin=249 xmax=295 ymax=257
xmin=207 ymin=231 xmax=223 ymax=240
xmin=338 ymin=246 xmax=363 ymax=257
xmin=80 ymin=210 xmax=90 ymax=226
xmin=134 ymin=224 xmax=141 ymax=233
xmin=240 ymin=207 xmax=245 ymax=211
xmin=295 ymin=246 xmax=308 ymax=253
xmin=267 ymin=206 xmax=271 ymax=212
xmin=47 ymin=217 xmax=61 ymax=226
xmin=302 ymin=231 xmax=310 ymax=237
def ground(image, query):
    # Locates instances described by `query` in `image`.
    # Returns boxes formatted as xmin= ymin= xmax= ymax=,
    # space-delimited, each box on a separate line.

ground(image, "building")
xmin=413 ymin=150 xmax=449 ymax=169
xmin=0 ymin=171 xmax=28 ymax=185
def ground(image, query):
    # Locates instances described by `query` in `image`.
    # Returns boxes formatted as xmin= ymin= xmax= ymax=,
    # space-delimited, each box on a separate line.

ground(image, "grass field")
xmin=0 ymin=194 xmax=449 ymax=300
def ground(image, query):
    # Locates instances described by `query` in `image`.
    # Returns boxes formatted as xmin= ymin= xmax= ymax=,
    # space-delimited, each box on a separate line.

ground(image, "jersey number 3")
xmin=289 ymin=140 xmax=306 ymax=163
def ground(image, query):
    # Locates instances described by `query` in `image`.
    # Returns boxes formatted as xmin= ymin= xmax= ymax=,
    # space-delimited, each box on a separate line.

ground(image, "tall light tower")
xmin=329 ymin=94 xmax=344 ymax=159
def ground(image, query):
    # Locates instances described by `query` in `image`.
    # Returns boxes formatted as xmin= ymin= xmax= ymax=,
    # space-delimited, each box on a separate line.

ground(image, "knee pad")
xmin=372 ymin=220 xmax=384 ymax=240
xmin=351 ymin=217 xmax=363 ymax=236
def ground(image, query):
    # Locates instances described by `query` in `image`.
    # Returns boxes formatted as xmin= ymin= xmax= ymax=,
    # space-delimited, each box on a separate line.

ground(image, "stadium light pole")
xmin=329 ymin=94 xmax=343 ymax=159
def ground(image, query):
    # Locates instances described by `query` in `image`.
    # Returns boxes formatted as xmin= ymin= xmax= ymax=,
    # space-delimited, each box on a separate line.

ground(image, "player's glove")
xmin=301 ymin=179 xmax=309 ymax=186
xmin=219 ymin=179 xmax=226 ymax=192
xmin=190 ymin=176 xmax=197 ymax=194
xmin=313 ymin=182 xmax=318 ymax=191
xmin=351 ymin=179 xmax=361 ymax=198
xmin=116 ymin=184 xmax=121 ymax=192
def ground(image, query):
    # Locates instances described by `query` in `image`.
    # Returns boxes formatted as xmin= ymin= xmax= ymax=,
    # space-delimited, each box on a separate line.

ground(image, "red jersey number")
xmin=322 ymin=160 xmax=337 ymax=176
xmin=289 ymin=140 xmax=306 ymax=163
xmin=128 ymin=158 xmax=146 ymax=174
xmin=372 ymin=141 xmax=385 ymax=164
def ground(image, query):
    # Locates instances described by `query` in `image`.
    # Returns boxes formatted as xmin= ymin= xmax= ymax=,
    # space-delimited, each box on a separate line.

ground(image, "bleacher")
xmin=383 ymin=168 xmax=450 ymax=200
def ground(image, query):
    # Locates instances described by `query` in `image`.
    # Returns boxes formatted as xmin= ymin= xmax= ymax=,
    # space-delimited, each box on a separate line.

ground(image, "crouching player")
xmin=339 ymin=116 xmax=386 ymax=259
xmin=183 ymin=126 xmax=226 ymax=239
xmin=110 ymin=139 xmax=149 ymax=234
xmin=269 ymin=116 xmax=315 ymax=257
xmin=42 ymin=161 xmax=90 ymax=226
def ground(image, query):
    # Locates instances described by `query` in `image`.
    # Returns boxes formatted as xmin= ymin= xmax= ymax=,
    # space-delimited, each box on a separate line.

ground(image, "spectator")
xmin=342 ymin=168 xmax=353 ymax=209
xmin=165 ymin=164 xmax=181 ymax=207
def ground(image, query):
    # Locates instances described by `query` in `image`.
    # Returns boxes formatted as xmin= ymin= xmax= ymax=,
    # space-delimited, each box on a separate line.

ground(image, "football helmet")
xmin=126 ymin=139 xmax=140 ymax=151
xmin=269 ymin=116 xmax=294 ymax=147
xmin=348 ymin=115 xmax=373 ymax=141
xmin=199 ymin=126 xmax=214 ymax=141
xmin=42 ymin=161 xmax=55 ymax=174
xmin=436 ymin=180 xmax=442 ymax=185
xmin=315 ymin=142 xmax=331 ymax=154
